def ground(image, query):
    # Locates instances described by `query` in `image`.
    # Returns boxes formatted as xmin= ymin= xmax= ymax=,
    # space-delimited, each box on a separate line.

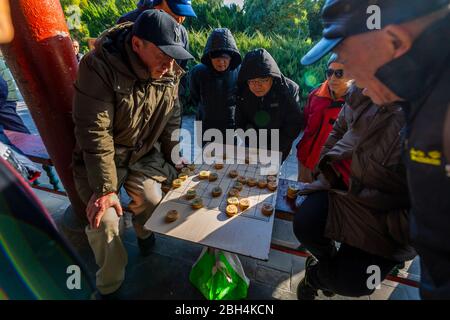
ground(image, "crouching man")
xmin=72 ymin=10 xmax=193 ymax=296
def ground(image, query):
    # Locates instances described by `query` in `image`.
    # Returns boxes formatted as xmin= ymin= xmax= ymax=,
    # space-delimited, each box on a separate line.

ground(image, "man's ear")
xmin=131 ymin=35 xmax=142 ymax=52
xmin=383 ymin=25 xmax=413 ymax=59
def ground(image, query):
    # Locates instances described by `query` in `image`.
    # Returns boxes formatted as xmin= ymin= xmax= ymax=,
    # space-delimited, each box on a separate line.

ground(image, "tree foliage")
xmin=59 ymin=0 xmax=329 ymax=113
xmin=243 ymin=0 xmax=309 ymax=38
xmin=184 ymin=0 xmax=245 ymax=33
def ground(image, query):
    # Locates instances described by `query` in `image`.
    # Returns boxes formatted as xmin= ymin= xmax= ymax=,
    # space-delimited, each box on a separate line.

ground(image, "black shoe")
xmin=305 ymin=255 xmax=318 ymax=269
xmin=297 ymin=276 xmax=318 ymax=300
xmin=297 ymin=255 xmax=319 ymax=300
xmin=322 ymin=289 xmax=336 ymax=298
xmin=302 ymin=255 xmax=336 ymax=298
xmin=137 ymin=233 xmax=155 ymax=257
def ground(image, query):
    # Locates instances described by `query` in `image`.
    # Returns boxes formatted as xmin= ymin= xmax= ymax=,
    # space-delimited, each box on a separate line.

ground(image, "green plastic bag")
xmin=189 ymin=247 xmax=250 ymax=300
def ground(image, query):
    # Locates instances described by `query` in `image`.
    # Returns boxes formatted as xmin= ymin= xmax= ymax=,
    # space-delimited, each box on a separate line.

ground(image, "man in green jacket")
xmin=72 ymin=9 xmax=193 ymax=296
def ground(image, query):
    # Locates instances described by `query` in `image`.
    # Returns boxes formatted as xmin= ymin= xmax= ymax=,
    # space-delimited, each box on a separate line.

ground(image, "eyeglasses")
xmin=247 ymin=78 xmax=271 ymax=86
xmin=326 ymin=68 xmax=344 ymax=79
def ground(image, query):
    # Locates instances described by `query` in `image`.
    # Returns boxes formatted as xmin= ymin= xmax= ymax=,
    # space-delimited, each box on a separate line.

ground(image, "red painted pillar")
xmin=0 ymin=0 xmax=86 ymax=222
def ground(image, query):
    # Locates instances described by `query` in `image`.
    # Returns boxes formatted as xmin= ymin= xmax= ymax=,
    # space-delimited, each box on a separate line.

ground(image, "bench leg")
xmin=43 ymin=164 xmax=63 ymax=192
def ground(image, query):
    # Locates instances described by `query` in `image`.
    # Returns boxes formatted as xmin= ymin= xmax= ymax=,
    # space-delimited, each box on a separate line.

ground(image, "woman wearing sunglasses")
xmin=296 ymin=54 xmax=352 ymax=182
xmin=235 ymin=48 xmax=303 ymax=162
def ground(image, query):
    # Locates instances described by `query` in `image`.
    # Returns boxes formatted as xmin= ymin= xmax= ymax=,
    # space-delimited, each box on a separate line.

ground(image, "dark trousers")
xmin=293 ymin=191 xmax=399 ymax=297
xmin=0 ymin=100 xmax=30 ymax=134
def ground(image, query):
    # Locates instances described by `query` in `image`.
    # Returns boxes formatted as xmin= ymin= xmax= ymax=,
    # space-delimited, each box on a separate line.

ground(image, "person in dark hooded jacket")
xmin=235 ymin=49 xmax=303 ymax=162
xmin=189 ymin=28 xmax=241 ymax=138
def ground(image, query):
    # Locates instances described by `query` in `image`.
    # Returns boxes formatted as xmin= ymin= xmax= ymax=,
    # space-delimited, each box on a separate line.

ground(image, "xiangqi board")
xmin=145 ymin=144 xmax=281 ymax=261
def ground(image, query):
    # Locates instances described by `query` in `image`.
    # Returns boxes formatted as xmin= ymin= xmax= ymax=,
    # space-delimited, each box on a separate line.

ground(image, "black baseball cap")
xmin=301 ymin=0 xmax=450 ymax=65
xmin=132 ymin=9 xmax=194 ymax=60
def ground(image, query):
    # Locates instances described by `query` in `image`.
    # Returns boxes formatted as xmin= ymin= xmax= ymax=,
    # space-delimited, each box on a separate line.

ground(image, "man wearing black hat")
xmin=118 ymin=1 xmax=196 ymax=122
xmin=117 ymin=0 xmax=194 ymax=68
xmin=72 ymin=10 xmax=193 ymax=296
xmin=301 ymin=0 xmax=450 ymax=299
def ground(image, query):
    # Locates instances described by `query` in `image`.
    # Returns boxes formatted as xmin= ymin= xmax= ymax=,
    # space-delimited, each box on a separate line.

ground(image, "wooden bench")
xmin=4 ymin=129 xmax=66 ymax=196
xmin=273 ymin=178 xmax=420 ymax=288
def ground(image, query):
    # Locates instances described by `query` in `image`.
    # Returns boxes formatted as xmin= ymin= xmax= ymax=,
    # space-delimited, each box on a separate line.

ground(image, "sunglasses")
xmin=326 ymin=69 xmax=344 ymax=79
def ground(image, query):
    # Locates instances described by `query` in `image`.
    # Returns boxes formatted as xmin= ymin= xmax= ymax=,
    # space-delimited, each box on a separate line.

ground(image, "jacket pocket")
xmin=364 ymin=155 xmax=406 ymax=192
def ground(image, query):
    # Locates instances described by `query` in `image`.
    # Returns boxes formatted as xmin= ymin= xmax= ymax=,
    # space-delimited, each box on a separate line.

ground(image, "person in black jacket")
xmin=117 ymin=0 xmax=153 ymax=23
xmin=235 ymin=48 xmax=303 ymax=162
xmin=300 ymin=0 xmax=450 ymax=300
xmin=189 ymin=28 xmax=241 ymax=139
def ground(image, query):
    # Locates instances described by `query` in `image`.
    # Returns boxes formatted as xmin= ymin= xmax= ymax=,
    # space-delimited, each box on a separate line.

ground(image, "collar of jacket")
xmin=375 ymin=13 xmax=450 ymax=102
xmin=314 ymin=80 xmax=346 ymax=102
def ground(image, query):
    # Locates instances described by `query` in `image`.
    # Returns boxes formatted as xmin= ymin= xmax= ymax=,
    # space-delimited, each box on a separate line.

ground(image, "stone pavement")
xmin=18 ymin=107 xmax=421 ymax=300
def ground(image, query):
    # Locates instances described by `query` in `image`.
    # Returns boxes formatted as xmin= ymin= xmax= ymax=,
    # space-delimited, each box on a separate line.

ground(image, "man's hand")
xmin=86 ymin=192 xmax=123 ymax=229
xmin=178 ymin=157 xmax=190 ymax=165
xmin=298 ymin=174 xmax=331 ymax=195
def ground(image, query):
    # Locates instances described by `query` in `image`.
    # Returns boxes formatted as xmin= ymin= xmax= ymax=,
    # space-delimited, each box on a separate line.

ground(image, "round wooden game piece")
xmin=185 ymin=188 xmax=197 ymax=200
xmin=191 ymin=197 xmax=204 ymax=209
xmin=267 ymin=175 xmax=277 ymax=183
xmin=187 ymin=164 xmax=196 ymax=171
xmin=178 ymin=173 xmax=188 ymax=181
xmin=165 ymin=210 xmax=179 ymax=223
xmin=199 ymin=171 xmax=210 ymax=180
xmin=226 ymin=205 xmax=238 ymax=217
xmin=208 ymin=172 xmax=218 ymax=182
xmin=181 ymin=167 xmax=191 ymax=175
xmin=228 ymin=188 xmax=240 ymax=198
xmin=175 ymin=163 xmax=185 ymax=172
xmin=229 ymin=170 xmax=238 ymax=178
xmin=172 ymin=179 xmax=182 ymax=189
xmin=239 ymin=198 xmax=251 ymax=211
xmin=233 ymin=181 xmax=243 ymax=191
xmin=214 ymin=163 xmax=224 ymax=170
xmin=261 ymin=203 xmax=274 ymax=216
xmin=237 ymin=176 xmax=247 ymax=185
xmin=212 ymin=187 xmax=222 ymax=197
xmin=287 ymin=184 xmax=300 ymax=199
xmin=227 ymin=197 xmax=239 ymax=206
xmin=267 ymin=181 xmax=278 ymax=192
xmin=258 ymin=179 xmax=267 ymax=189
xmin=247 ymin=177 xmax=257 ymax=187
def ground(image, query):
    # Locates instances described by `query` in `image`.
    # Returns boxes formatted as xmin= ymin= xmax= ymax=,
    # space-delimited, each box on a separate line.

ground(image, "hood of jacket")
xmin=237 ymin=48 xmax=283 ymax=84
xmin=201 ymin=28 xmax=241 ymax=71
